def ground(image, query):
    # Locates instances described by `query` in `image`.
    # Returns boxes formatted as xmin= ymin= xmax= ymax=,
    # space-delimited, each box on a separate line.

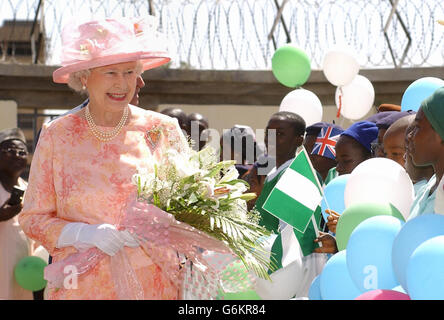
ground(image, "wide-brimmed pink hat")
xmin=53 ymin=16 xmax=170 ymax=83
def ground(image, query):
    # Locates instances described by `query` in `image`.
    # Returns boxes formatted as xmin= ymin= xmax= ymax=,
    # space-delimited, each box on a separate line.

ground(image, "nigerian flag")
xmin=262 ymin=147 xmax=323 ymax=258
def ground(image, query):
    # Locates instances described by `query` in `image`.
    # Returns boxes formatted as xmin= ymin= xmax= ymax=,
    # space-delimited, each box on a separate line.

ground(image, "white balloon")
xmin=344 ymin=158 xmax=414 ymax=220
xmin=335 ymin=75 xmax=375 ymax=120
xmin=255 ymin=260 xmax=303 ymax=300
xmin=279 ymin=88 xmax=323 ymax=126
xmin=323 ymin=46 xmax=360 ymax=86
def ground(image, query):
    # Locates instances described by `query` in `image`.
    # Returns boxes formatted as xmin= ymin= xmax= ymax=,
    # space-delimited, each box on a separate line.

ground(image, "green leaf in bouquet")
xmin=221 ymin=218 xmax=227 ymax=235
xmin=219 ymin=179 xmax=250 ymax=188
xmin=168 ymin=206 xmax=276 ymax=280
xmin=187 ymin=193 xmax=199 ymax=205
xmin=210 ymin=216 xmax=215 ymax=231
xmin=136 ymin=175 xmax=142 ymax=196
xmin=133 ymin=146 xmax=276 ymax=281
xmin=237 ymin=193 xmax=257 ymax=202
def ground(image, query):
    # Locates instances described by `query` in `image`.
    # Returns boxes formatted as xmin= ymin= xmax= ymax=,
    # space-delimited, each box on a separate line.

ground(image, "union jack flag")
xmin=311 ymin=126 xmax=343 ymax=160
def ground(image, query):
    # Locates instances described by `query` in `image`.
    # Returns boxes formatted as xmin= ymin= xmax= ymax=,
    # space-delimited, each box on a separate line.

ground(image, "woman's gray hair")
xmin=67 ymin=69 xmax=91 ymax=94
xmin=66 ymin=60 xmax=144 ymax=95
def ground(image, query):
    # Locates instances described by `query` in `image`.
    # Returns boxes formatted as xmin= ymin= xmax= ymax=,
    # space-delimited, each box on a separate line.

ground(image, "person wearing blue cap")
xmin=314 ymin=121 xmax=378 ymax=253
xmin=334 ymin=121 xmax=378 ymax=176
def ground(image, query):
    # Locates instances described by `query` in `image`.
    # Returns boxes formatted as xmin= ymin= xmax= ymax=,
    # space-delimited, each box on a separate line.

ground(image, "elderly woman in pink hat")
xmin=19 ymin=17 xmax=189 ymax=299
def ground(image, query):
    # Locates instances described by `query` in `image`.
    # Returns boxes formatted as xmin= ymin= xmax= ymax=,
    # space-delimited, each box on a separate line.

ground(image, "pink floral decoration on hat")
xmin=53 ymin=16 xmax=170 ymax=83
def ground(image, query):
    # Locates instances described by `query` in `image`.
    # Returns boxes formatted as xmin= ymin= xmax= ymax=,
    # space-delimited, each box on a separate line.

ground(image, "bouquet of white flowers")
xmin=44 ymin=127 xmax=274 ymax=300
xmin=133 ymin=145 xmax=274 ymax=282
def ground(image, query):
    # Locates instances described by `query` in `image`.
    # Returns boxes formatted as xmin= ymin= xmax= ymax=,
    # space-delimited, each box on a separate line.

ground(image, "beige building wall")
xmin=0 ymin=100 xmax=18 ymax=130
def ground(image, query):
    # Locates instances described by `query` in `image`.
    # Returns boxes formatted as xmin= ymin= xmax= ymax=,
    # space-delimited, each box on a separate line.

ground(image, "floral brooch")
xmin=145 ymin=127 xmax=162 ymax=151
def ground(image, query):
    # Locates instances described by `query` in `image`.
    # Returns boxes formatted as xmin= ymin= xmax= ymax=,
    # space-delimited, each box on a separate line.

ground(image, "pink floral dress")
xmin=19 ymin=105 xmax=189 ymax=300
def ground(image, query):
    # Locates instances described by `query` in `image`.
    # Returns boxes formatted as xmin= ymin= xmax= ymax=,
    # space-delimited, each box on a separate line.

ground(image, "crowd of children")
xmin=2 ymin=85 xmax=444 ymax=299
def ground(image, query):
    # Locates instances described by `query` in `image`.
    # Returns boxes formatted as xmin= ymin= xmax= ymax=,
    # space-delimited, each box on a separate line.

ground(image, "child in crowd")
xmin=304 ymin=122 xmax=343 ymax=185
xmin=406 ymin=87 xmax=444 ymax=220
xmin=365 ymin=110 xmax=413 ymax=157
xmin=254 ymin=111 xmax=306 ymax=233
xmin=254 ymin=111 xmax=327 ymax=299
xmin=382 ymin=114 xmax=413 ymax=167
xmin=403 ymin=115 xmax=435 ymax=195
xmin=335 ymin=121 xmax=378 ymax=176
xmin=309 ymin=124 xmax=344 ymax=182
xmin=304 ymin=122 xmax=330 ymax=154
xmin=383 ymin=114 xmax=435 ymax=196
xmin=365 ymin=111 xmax=399 ymax=157
xmin=314 ymin=121 xmax=378 ymax=253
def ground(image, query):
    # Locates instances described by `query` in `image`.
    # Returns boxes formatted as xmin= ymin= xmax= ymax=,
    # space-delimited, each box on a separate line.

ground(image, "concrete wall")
xmin=0 ymin=100 xmax=17 ymax=130
xmin=4 ymin=63 xmax=441 ymax=142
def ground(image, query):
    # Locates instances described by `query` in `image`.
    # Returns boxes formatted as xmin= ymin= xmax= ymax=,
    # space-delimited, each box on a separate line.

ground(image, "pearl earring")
xmin=82 ymin=84 xmax=86 ymax=90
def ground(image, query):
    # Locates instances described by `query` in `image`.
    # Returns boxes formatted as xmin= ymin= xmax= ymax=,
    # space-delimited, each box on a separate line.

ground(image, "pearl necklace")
xmin=85 ymin=104 xmax=129 ymax=142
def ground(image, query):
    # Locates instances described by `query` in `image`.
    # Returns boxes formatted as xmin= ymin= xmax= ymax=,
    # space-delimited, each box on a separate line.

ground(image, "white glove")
xmin=57 ymin=223 xmax=139 ymax=256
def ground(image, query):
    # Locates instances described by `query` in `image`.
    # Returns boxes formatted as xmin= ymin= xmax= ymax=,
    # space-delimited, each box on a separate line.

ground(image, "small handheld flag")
xmin=262 ymin=147 xmax=324 ymax=256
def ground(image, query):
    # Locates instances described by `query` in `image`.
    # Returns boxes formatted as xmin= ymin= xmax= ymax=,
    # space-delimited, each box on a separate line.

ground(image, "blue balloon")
xmin=320 ymin=250 xmax=361 ymax=300
xmin=407 ymin=235 xmax=444 ymax=300
xmin=401 ymin=77 xmax=444 ymax=112
xmin=392 ymin=214 xmax=444 ymax=292
xmin=321 ymin=174 xmax=350 ymax=222
xmin=308 ymin=275 xmax=322 ymax=300
xmin=346 ymin=216 xmax=403 ymax=292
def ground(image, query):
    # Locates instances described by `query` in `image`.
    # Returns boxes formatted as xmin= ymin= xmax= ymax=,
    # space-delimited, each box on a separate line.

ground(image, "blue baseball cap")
xmin=341 ymin=121 xmax=379 ymax=152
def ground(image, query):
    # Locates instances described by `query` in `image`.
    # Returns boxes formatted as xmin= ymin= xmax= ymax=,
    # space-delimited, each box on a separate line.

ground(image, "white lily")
xmin=132 ymin=168 xmax=156 ymax=195
xmin=201 ymin=178 xmax=216 ymax=198
xmin=167 ymin=149 xmax=201 ymax=177
xmin=219 ymin=166 xmax=239 ymax=184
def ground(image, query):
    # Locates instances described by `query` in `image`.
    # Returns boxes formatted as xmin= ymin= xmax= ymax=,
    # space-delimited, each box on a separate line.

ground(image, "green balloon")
xmin=14 ymin=256 xmax=47 ymax=291
xmin=272 ymin=44 xmax=311 ymax=88
xmin=336 ymin=202 xmax=405 ymax=251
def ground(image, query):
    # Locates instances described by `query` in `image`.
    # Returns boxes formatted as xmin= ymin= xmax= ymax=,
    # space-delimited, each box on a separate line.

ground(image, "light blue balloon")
xmin=346 ymin=216 xmax=403 ymax=292
xmin=308 ymin=275 xmax=322 ymax=300
xmin=407 ymin=235 xmax=444 ymax=300
xmin=400 ymin=77 xmax=444 ymax=112
xmin=321 ymin=174 xmax=350 ymax=222
xmin=391 ymin=214 xmax=444 ymax=292
xmin=320 ymin=250 xmax=361 ymax=300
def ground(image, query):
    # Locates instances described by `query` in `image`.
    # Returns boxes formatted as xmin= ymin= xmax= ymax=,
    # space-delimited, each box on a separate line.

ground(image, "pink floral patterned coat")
xmin=19 ymin=106 xmax=189 ymax=299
